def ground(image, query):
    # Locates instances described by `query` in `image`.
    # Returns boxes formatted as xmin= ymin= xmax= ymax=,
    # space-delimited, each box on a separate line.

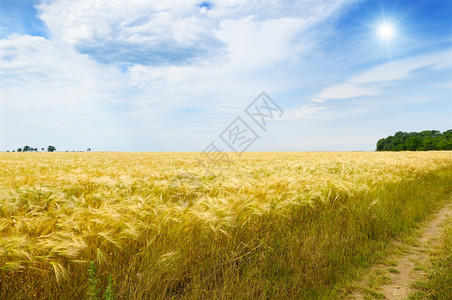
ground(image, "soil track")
xmin=351 ymin=202 xmax=452 ymax=299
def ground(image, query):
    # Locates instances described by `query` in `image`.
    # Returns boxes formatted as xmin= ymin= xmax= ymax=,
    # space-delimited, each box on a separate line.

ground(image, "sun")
xmin=377 ymin=22 xmax=395 ymax=40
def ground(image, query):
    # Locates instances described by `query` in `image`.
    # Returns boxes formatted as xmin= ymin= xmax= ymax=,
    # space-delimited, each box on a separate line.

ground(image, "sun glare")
xmin=378 ymin=22 xmax=395 ymax=40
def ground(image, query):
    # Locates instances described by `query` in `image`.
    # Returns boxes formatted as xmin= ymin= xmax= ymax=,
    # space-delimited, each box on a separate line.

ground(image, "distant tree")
xmin=421 ymin=137 xmax=434 ymax=151
xmin=405 ymin=136 xmax=422 ymax=151
xmin=34 ymin=148 xmax=38 ymax=152
xmin=376 ymin=138 xmax=386 ymax=151
xmin=17 ymin=148 xmax=22 ymax=152
xmin=376 ymin=130 xmax=452 ymax=151
xmin=41 ymin=148 xmax=45 ymax=151
xmin=47 ymin=145 xmax=56 ymax=152
xmin=87 ymin=148 xmax=91 ymax=152
xmin=438 ymin=130 xmax=452 ymax=150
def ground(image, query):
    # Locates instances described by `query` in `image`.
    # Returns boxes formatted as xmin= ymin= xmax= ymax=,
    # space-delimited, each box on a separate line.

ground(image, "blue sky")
xmin=0 ymin=0 xmax=451 ymax=151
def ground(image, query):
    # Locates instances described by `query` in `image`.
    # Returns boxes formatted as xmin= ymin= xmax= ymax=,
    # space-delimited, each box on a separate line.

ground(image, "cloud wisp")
xmin=0 ymin=0 xmax=451 ymax=151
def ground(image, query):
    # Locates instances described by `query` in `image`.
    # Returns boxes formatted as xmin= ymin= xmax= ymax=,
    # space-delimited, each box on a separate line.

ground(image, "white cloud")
xmin=0 ymin=34 xmax=124 ymax=89
xmin=0 ymin=34 xmax=129 ymax=130
xmin=350 ymin=49 xmax=452 ymax=83
xmin=283 ymin=104 xmax=325 ymax=120
xmin=120 ymin=1 xmax=358 ymax=109
xmin=317 ymin=83 xmax=382 ymax=99
xmin=4 ymin=0 xmax=392 ymax=150
xmin=215 ymin=16 xmax=310 ymax=69
xmin=35 ymin=0 xmax=355 ymax=66
xmin=37 ymin=0 xmax=221 ymax=65
xmin=308 ymin=49 xmax=452 ymax=104
xmin=209 ymin=0 xmax=354 ymax=19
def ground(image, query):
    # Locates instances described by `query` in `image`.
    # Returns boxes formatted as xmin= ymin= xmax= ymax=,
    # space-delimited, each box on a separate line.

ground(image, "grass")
xmin=388 ymin=267 xmax=400 ymax=274
xmin=0 ymin=151 xmax=451 ymax=299
xmin=410 ymin=217 xmax=452 ymax=299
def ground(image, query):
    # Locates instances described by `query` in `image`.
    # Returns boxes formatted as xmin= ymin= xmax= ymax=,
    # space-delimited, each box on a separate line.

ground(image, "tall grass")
xmin=411 ymin=216 xmax=452 ymax=299
xmin=0 ymin=152 xmax=451 ymax=299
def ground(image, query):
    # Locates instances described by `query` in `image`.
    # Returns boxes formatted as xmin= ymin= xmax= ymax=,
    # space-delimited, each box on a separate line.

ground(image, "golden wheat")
xmin=0 ymin=151 xmax=451 ymax=298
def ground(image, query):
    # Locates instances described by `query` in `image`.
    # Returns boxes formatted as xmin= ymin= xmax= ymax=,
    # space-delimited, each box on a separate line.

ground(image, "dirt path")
xmin=351 ymin=203 xmax=452 ymax=299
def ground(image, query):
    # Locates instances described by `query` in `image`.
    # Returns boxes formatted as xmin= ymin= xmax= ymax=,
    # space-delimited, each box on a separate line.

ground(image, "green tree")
xmin=47 ymin=145 xmax=56 ymax=152
xmin=376 ymin=138 xmax=386 ymax=151
xmin=376 ymin=129 xmax=452 ymax=151
xmin=405 ymin=136 xmax=422 ymax=151
xmin=422 ymin=137 xmax=434 ymax=150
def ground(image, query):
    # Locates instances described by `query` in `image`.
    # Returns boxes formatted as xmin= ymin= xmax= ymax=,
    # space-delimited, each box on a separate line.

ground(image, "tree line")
xmin=376 ymin=130 xmax=452 ymax=151
xmin=8 ymin=145 xmax=57 ymax=152
xmin=6 ymin=146 xmax=92 ymax=152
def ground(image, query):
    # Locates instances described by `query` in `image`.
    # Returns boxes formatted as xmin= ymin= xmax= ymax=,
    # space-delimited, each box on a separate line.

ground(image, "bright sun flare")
xmin=378 ymin=22 xmax=395 ymax=40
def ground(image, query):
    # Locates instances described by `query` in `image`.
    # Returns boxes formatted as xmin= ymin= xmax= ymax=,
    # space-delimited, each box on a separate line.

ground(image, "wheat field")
xmin=1 ymin=152 xmax=451 ymax=299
